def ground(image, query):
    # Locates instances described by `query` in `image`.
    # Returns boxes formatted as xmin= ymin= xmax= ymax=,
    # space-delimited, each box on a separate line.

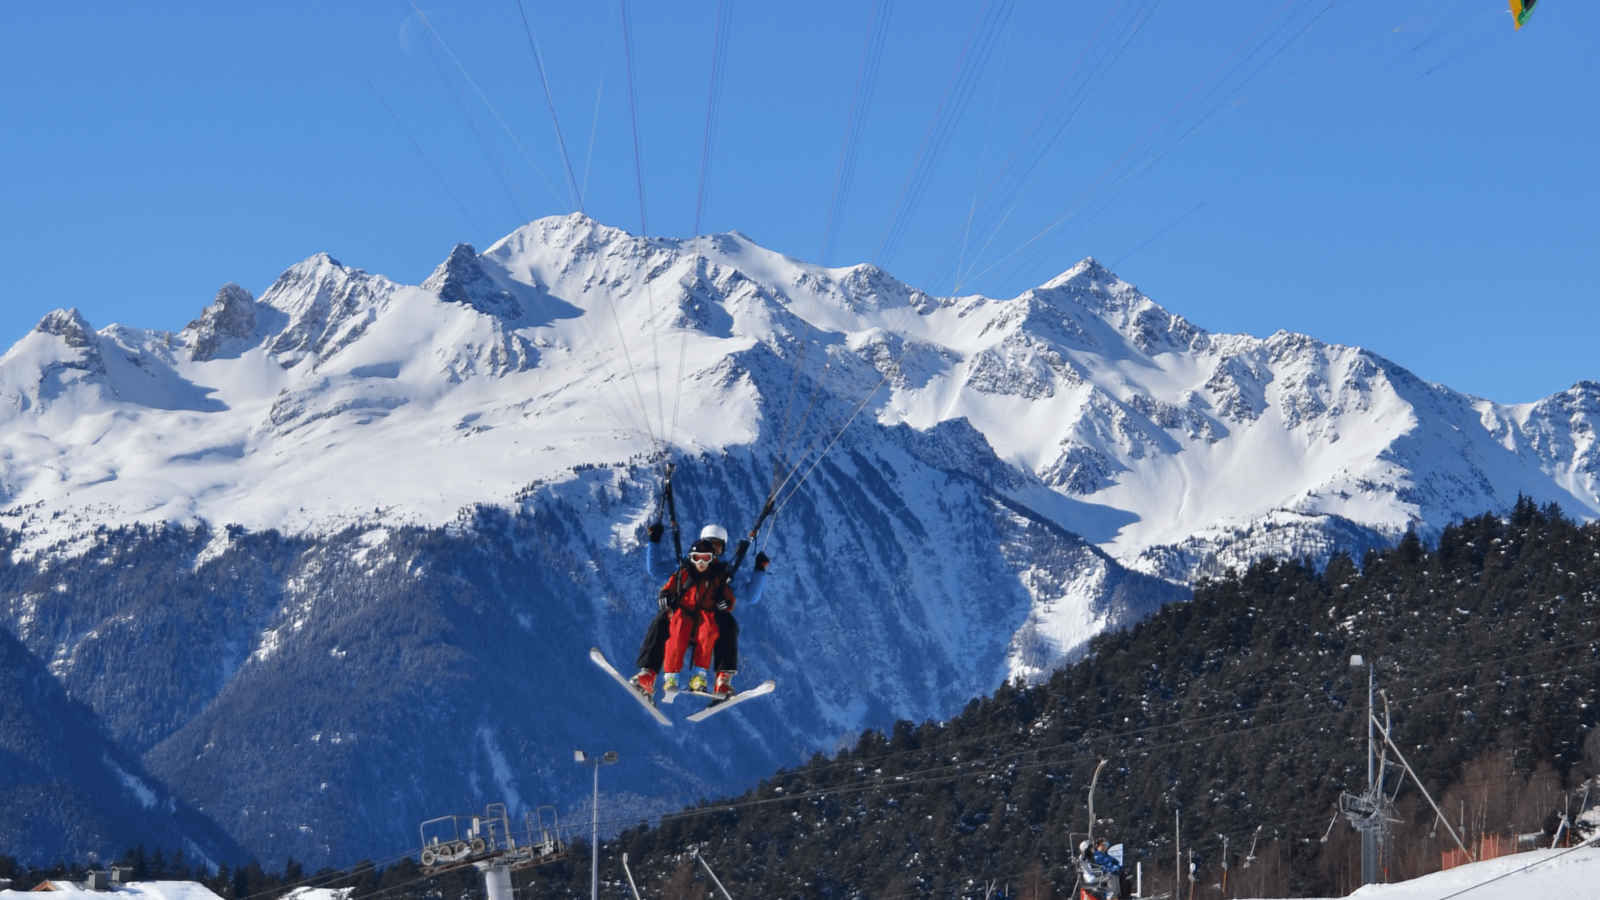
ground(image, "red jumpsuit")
xmin=660 ymin=564 xmax=735 ymax=674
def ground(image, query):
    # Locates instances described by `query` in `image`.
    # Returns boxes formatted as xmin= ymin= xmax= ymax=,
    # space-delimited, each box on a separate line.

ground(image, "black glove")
xmin=647 ymin=522 xmax=663 ymax=543
xmin=657 ymin=590 xmax=671 ymax=610
xmin=717 ymin=597 xmax=731 ymax=611
xmin=754 ymin=551 xmax=770 ymax=572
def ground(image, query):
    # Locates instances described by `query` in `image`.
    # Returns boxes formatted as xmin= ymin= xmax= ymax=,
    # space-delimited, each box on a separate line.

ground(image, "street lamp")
xmin=574 ymin=750 xmax=618 ymax=900
xmin=1343 ymin=654 xmax=1382 ymax=886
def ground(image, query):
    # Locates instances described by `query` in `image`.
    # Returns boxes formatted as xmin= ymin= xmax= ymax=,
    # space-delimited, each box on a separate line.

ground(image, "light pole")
xmin=574 ymin=750 xmax=618 ymax=900
xmin=1344 ymin=654 xmax=1382 ymax=885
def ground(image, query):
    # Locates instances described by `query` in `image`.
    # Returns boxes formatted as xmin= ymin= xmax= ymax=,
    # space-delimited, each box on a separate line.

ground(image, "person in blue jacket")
xmin=628 ymin=523 xmax=768 ymax=700
xmin=1079 ymin=839 xmax=1123 ymax=900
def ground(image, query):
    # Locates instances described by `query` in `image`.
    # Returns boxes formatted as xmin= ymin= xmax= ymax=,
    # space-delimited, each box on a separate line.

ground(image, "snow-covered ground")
xmin=1234 ymin=846 xmax=1600 ymax=900
xmin=0 ymin=882 xmax=223 ymax=900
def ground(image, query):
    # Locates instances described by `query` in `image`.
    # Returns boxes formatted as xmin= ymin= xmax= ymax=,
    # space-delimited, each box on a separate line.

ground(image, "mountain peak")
xmin=488 ymin=212 xmax=633 ymax=258
xmin=35 ymin=307 xmax=96 ymax=347
xmin=1034 ymin=257 xmax=1147 ymax=315
xmin=257 ymin=252 xmax=371 ymax=317
xmin=422 ymin=243 xmax=522 ymax=319
xmin=1026 ymin=259 xmax=1205 ymax=356
xmin=185 ymin=283 xmax=258 ymax=362
xmin=1041 ymin=256 xmax=1117 ymax=289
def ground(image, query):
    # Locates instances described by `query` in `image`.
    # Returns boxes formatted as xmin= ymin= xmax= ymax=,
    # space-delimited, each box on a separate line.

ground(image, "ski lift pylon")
xmin=418 ymin=802 xmax=567 ymax=874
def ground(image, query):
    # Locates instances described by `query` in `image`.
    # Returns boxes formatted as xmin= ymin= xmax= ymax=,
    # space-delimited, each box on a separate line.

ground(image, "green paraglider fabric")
xmin=1510 ymin=0 xmax=1540 ymax=29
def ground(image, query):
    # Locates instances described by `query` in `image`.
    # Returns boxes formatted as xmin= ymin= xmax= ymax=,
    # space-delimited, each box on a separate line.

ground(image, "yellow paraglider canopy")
xmin=1510 ymin=0 xmax=1540 ymax=29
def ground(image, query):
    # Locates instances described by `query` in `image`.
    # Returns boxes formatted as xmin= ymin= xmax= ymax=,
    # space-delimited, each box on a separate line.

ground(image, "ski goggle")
xmin=689 ymin=552 xmax=715 ymax=563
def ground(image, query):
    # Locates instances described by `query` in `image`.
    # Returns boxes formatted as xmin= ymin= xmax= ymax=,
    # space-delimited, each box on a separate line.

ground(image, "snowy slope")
xmin=1240 ymin=846 xmax=1600 ymax=900
xmin=1 ymin=213 xmax=1596 ymax=635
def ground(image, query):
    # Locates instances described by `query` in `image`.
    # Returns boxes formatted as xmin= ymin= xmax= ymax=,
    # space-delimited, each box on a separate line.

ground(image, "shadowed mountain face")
xmin=0 ymin=214 xmax=1593 ymax=866
xmin=0 ymin=435 xmax=1182 ymax=866
xmin=0 ymin=579 xmax=242 ymax=865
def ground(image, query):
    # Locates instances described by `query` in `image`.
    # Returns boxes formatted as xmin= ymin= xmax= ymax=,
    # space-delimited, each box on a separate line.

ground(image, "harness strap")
xmin=728 ymin=495 xmax=776 ymax=577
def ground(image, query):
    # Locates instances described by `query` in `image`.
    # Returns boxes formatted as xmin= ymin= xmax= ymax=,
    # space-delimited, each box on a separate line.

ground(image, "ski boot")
xmin=662 ymin=672 xmax=680 ymax=695
xmin=628 ymin=670 xmax=657 ymax=703
xmin=687 ymin=667 xmax=709 ymax=693
xmin=712 ymin=670 xmax=735 ymax=701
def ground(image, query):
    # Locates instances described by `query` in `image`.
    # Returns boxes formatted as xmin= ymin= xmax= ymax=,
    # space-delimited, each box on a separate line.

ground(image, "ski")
xmin=589 ymin=648 xmax=672 ymax=726
xmin=686 ymin=680 xmax=776 ymax=722
xmin=663 ymin=687 xmax=719 ymax=705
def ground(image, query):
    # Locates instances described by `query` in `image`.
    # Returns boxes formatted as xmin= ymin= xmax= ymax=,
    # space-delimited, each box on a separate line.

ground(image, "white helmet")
xmin=699 ymin=524 xmax=729 ymax=545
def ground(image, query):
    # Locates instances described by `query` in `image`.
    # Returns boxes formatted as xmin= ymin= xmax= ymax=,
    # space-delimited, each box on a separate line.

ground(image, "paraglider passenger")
xmin=630 ymin=523 xmax=767 ymax=700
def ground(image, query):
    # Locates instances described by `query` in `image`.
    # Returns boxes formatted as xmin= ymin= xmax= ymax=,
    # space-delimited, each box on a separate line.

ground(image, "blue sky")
xmin=1 ymin=1 xmax=1592 ymax=403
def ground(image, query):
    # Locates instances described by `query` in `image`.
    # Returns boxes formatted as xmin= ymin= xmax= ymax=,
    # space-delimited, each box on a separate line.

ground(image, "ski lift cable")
xmin=366 ymin=79 xmax=491 ymax=244
xmin=406 ymin=0 xmax=566 ymax=215
xmin=580 ymin=643 xmax=1600 ymax=829
xmin=578 ymin=658 xmax=1594 ymax=849
xmin=515 ymin=0 xmax=586 ymax=212
xmin=228 ymin=844 xmax=424 ymax=900
xmin=1371 ymin=702 xmax=1477 ymax=864
xmin=642 ymin=648 xmax=1584 ymax=831
xmin=637 ymin=704 xmax=1364 ymax=831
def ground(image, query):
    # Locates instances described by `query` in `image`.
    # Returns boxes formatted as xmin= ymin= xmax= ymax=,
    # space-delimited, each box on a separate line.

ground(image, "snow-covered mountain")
xmin=3 ymin=214 xmax=1594 ymax=579
xmin=0 ymin=213 xmax=1595 ymax=866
